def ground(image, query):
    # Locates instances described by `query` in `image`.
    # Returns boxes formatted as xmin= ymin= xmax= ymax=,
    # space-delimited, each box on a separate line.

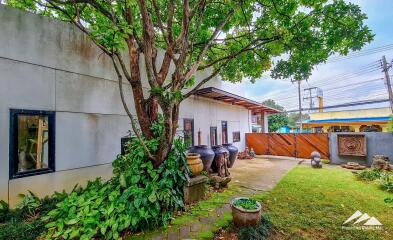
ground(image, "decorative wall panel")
xmin=337 ymin=134 xmax=367 ymax=157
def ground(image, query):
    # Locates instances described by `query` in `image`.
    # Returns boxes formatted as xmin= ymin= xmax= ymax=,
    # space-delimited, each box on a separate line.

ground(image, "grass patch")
xmin=171 ymin=186 xmax=240 ymax=225
xmin=128 ymin=186 xmax=241 ymax=239
xmin=255 ymin=165 xmax=392 ymax=240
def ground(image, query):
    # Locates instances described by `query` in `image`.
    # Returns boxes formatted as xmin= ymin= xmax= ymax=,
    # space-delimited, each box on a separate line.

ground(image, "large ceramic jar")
xmin=223 ymin=143 xmax=238 ymax=168
xmin=186 ymin=153 xmax=203 ymax=176
xmin=189 ymin=145 xmax=215 ymax=172
xmin=211 ymin=145 xmax=230 ymax=173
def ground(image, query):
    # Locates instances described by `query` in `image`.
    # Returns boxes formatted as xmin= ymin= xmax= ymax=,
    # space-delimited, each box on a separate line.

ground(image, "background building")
xmin=303 ymin=107 xmax=392 ymax=132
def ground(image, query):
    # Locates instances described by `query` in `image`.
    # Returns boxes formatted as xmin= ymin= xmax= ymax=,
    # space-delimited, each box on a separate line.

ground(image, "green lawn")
xmin=255 ymin=165 xmax=393 ymax=240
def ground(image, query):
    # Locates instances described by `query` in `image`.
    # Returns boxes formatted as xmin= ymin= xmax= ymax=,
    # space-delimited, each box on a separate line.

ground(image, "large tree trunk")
xmin=125 ymin=40 xmax=179 ymax=167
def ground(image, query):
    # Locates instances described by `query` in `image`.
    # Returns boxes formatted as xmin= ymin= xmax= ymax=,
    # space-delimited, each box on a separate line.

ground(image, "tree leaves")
xmin=39 ymin=131 xmax=188 ymax=239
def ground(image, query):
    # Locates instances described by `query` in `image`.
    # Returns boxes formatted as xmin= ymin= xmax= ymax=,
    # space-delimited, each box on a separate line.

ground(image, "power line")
xmin=261 ymin=62 xmax=381 ymax=100
xmin=326 ymin=44 xmax=393 ymax=63
xmin=268 ymin=76 xmax=385 ymax=102
xmin=284 ymin=98 xmax=390 ymax=113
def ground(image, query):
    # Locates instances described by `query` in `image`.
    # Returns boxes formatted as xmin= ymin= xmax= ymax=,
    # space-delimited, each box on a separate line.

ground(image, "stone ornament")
xmin=310 ymin=151 xmax=322 ymax=168
xmin=337 ymin=134 xmax=367 ymax=157
xmin=372 ymin=155 xmax=391 ymax=171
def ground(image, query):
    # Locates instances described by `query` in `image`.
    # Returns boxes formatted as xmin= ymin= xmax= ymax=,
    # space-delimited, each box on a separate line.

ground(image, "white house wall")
xmin=179 ymin=96 xmax=251 ymax=150
xmin=0 ymin=5 xmax=251 ymax=206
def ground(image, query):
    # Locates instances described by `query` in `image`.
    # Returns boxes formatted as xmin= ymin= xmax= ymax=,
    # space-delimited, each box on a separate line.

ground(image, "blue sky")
xmin=228 ymin=0 xmax=393 ymax=111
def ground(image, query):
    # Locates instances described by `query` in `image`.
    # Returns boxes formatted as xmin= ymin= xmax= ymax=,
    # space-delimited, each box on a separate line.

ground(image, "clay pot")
xmin=223 ymin=143 xmax=238 ymax=168
xmin=186 ymin=153 xmax=203 ymax=176
xmin=189 ymin=145 xmax=215 ymax=171
xmin=231 ymin=197 xmax=262 ymax=227
xmin=211 ymin=145 xmax=229 ymax=173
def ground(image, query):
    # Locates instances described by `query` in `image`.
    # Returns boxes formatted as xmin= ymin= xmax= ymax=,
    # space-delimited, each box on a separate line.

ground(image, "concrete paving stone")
xmin=199 ymin=216 xmax=210 ymax=224
xmin=222 ymin=204 xmax=231 ymax=212
xmin=167 ymin=229 xmax=179 ymax=240
xmin=152 ymin=234 xmax=166 ymax=240
xmin=179 ymin=226 xmax=191 ymax=239
xmin=190 ymin=222 xmax=202 ymax=232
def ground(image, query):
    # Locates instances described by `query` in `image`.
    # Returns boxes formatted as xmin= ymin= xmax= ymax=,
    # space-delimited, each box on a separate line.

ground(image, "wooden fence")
xmin=246 ymin=133 xmax=330 ymax=159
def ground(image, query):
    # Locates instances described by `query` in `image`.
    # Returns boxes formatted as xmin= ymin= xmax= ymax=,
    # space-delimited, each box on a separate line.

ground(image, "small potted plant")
xmin=231 ymin=197 xmax=262 ymax=227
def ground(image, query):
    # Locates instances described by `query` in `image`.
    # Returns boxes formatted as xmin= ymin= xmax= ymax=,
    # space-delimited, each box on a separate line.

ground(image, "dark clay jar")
xmin=211 ymin=145 xmax=230 ymax=173
xmin=223 ymin=143 xmax=239 ymax=168
xmin=189 ymin=145 xmax=215 ymax=171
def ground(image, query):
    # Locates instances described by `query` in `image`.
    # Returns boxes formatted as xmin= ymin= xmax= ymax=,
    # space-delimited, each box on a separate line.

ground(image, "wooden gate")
xmin=246 ymin=133 xmax=330 ymax=159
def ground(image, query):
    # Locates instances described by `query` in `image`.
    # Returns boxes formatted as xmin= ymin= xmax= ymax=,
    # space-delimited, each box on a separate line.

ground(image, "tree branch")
xmin=198 ymin=37 xmax=279 ymax=70
xmin=183 ymin=9 xmax=235 ymax=82
xmin=111 ymin=56 xmax=156 ymax=162
xmin=42 ymin=0 xmax=112 ymax=55
xmin=182 ymin=61 xmax=230 ymax=99
xmin=137 ymin=0 xmax=158 ymax=88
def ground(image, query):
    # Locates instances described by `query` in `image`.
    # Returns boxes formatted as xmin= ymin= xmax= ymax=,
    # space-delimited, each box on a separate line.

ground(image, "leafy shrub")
xmin=43 ymin=117 xmax=189 ymax=239
xmin=238 ymin=214 xmax=272 ymax=240
xmin=0 ymin=200 xmax=10 ymax=223
xmin=356 ymin=168 xmax=382 ymax=181
xmin=0 ymin=190 xmax=70 ymax=240
xmin=233 ymin=198 xmax=259 ymax=210
xmin=0 ymin=219 xmax=45 ymax=240
xmin=321 ymin=159 xmax=330 ymax=164
xmin=380 ymin=173 xmax=393 ymax=192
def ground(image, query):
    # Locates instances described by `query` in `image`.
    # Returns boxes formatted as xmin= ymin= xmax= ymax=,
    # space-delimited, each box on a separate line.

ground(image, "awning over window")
xmin=194 ymin=87 xmax=280 ymax=114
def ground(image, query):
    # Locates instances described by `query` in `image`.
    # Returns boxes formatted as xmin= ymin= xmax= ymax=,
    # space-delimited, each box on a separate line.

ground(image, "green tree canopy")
xmin=288 ymin=112 xmax=310 ymax=128
xmin=4 ymin=0 xmax=373 ymax=165
xmin=262 ymin=99 xmax=288 ymax=132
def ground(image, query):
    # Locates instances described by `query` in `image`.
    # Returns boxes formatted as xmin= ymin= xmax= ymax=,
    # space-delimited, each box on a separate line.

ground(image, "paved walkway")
xmin=230 ymin=156 xmax=298 ymax=192
xmin=134 ymin=156 xmax=297 ymax=240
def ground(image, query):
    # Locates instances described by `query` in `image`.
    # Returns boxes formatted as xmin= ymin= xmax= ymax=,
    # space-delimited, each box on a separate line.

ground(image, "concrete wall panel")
xmin=0 ymin=6 xmax=60 ymax=70
xmin=0 ymin=58 xmax=55 ymax=110
xmin=8 ymin=163 xmax=113 ymax=207
xmin=0 ymin=5 xmax=116 ymax=81
xmin=55 ymin=71 xmax=135 ymax=115
xmin=55 ymin=112 xmax=130 ymax=171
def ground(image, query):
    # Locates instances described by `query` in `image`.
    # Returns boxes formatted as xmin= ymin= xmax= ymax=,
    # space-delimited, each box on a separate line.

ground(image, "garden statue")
xmin=372 ymin=155 xmax=391 ymax=171
xmin=209 ymin=151 xmax=231 ymax=189
xmin=238 ymin=147 xmax=254 ymax=160
xmin=249 ymin=148 xmax=255 ymax=158
xmin=217 ymin=152 xmax=230 ymax=178
xmin=310 ymin=151 xmax=322 ymax=168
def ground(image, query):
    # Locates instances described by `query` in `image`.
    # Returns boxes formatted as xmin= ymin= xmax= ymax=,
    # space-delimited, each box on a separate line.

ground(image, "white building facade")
xmin=0 ymin=5 xmax=276 ymax=206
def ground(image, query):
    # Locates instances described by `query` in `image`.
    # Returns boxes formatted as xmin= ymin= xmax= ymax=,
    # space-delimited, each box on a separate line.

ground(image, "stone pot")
xmin=189 ymin=145 xmax=215 ymax=172
xmin=231 ymin=197 xmax=262 ymax=227
xmin=211 ymin=145 xmax=229 ymax=173
xmin=223 ymin=143 xmax=238 ymax=168
xmin=186 ymin=153 xmax=204 ymax=176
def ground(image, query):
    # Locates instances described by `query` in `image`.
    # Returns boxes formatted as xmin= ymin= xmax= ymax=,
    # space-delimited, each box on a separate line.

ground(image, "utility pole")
xmin=304 ymin=87 xmax=323 ymax=113
xmin=381 ymin=56 xmax=393 ymax=113
xmin=293 ymin=80 xmax=303 ymax=132
xmin=303 ymin=87 xmax=314 ymax=111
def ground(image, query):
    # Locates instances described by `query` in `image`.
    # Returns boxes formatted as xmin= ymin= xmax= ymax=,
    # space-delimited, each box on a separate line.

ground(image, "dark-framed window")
xmin=232 ymin=131 xmax=240 ymax=142
xmin=210 ymin=127 xmax=217 ymax=146
xmin=221 ymin=121 xmax=228 ymax=144
xmin=183 ymin=118 xmax=194 ymax=147
xmin=9 ymin=109 xmax=55 ymax=179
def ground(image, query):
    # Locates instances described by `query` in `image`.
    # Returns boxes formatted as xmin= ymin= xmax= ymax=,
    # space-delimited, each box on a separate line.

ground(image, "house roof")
xmin=303 ymin=116 xmax=391 ymax=126
xmin=194 ymin=87 xmax=280 ymax=114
